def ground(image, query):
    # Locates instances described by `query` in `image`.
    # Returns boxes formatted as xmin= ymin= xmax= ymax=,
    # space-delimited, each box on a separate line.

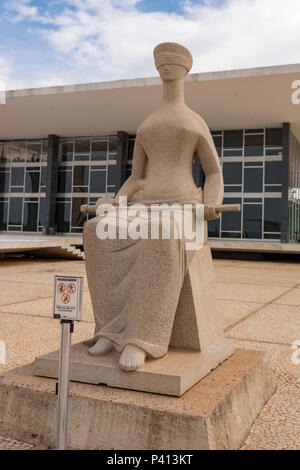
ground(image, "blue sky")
xmin=0 ymin=0 xmax=300 ymax=90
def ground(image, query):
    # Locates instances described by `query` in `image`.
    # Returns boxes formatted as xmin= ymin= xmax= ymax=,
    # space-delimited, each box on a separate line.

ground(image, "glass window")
xmin=265 ymin=161 xmax=282 ymax=185
xmin=74 ymin=139 xmax=90 ymax=161
xmin=264 ymin=198 xmax=281 ymax=233
xmin=11 ymin=141 xmax=26 ymax=162
xmin=221 ymin=232 xmax=241 ymax=238
xmin=23 ymin=202 xmax=38 ymax=231
xmin=243 ymin=204 xmax=262 ymax=239
xmin=244 ymin=134 xmax=264 ymax=156
xmin=0 ymin=201 xmax=8 ymax=230
xmin=41 ymin=140 xmax=48 ymax=162
xmin=72 ymin=197 xmax=87 ymax=228
xmin=25 ymin=171 xmax=40 ymax=193
xmin=73 ymin=166 xmax=89 ymax=187
xmin=128 ymin=139 xmax=135 ymax=160
xmin=60 ymin=141 xmax=73 ymax=161
xmin=0 ymin=143 xmax=9 ymax=163
xmin=266 ymin=128 xmax=282 ymax=147
xmin=40 ymin=167 xmax=47 ymax=188
xmin=26 ymin=141 xmax=41 ymax=162
xmin=107 ymin=165 xmax=117 ymax=186
xmin=11 ymin=167 xmax=24 ymax=187
xmin=224 ymin=186 xmax=242 ymax=192
xmin=223 ymin=162 xmax=242 ymax=185
xmin=224 ymin=130 xmax=243 ymax=149
xmin=58 ymin=169 xmax=72 ymax=193
xmin=56 ymin=202 xmax=71 ymax=233
xmin=90 ymin=170 xmax=106 ymax=193
xmin=222 ymin=198 xmax=241 ymax=231
xmin=0 ymin=169 xmax=9 ymax=193
xmin=39 ymin=197 xmax=46 ymax=226
xmin=108 ymin=136 xmax=117 ymax=155
xmin=91 ymin=141 xmax=107 ymax=161
xmin=9 ymin=197 xmax=23 ymax=225
xmin=244 ymin=167 xmax=263 ymax=193
xmin=208 ymin=219 xmax=220 ymax=238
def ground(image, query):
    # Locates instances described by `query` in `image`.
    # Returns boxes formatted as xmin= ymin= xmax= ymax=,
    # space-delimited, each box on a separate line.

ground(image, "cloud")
xmin=3 ymin=0 xmax=300 ymax=88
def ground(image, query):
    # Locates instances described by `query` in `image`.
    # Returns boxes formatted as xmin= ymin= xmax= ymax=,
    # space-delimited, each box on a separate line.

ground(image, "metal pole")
xmin=56 ymin=320 xmax=73 ymax=450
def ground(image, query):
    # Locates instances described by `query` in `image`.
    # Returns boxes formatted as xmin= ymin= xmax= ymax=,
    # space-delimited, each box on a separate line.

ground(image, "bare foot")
xmin=89 ymin=338 xmax=113 ymax=356
xmin=119 ymin=344 xmax=146 ymax=371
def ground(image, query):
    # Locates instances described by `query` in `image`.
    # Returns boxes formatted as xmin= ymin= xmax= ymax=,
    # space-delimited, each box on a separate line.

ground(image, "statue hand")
xmin=204 ymin=205 xmax=221 ymax=221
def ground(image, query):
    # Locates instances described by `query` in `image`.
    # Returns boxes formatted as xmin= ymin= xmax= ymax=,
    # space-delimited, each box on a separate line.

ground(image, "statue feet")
xmin=89 ymin=338 xmax=113 ymax=356
xmin=119 ymin=344 xmax=146 ymax=371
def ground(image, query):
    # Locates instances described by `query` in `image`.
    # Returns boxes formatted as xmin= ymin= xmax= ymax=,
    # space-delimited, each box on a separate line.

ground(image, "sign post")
xmin=53 ymin=276 xmax=83 ymax=450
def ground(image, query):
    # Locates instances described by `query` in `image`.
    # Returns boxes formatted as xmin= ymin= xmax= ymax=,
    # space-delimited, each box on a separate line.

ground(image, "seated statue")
xmin=83 ymin=42 xmax=224 ymax=372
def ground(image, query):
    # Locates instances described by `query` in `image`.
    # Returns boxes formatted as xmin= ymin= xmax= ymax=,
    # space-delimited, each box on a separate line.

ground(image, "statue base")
xmin=0 ymin=349 xmax=276 ymax=449
xmin=34 ymin=339 xmax=234 ymax=396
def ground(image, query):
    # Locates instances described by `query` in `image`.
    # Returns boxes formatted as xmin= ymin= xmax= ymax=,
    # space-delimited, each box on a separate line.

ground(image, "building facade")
xmin=1 ymin=64 xmax=300 ymax=243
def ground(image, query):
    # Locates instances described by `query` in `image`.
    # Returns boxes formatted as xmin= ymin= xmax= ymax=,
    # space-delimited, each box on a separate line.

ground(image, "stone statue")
xmin=82 ymin=42 xmax=237 ymax=375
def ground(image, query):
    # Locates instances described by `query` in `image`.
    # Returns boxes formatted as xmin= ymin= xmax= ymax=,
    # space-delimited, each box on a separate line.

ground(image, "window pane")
xmin=223 ymin=162 xmax=242 ymax=185
xmin=107 ymin=165 xmax=117 ymax=186
xmin=221 ymin=232 xmax=241 ymax=238
xmin=90 ymin=170 xmax=106 ymax=193
xmin=208 ymin=219 xmax=220 ymax=237
xmin=0 ymin=170 xmax=9 ymax=193
xmin=40 ymin=167 xmax=47 ymax=187
xmin=58 ymin=169 xmax=72 ymax=193
xmin=265 ymin=161 xmax=282 ymax=185
xmin=23 ymin=202 xmax=38 ymax=231
xmin=243 ymin=204 xmax=262 ymax=239
xmin=224 ymin=130 xmax=243 ymax=148
xmin=39 ymin=197 xmax=46 ymax=226
xmin=0 ymin=201 xmax=8 ymax=230
xmin=41 ymin=139 xmax=48 ymax=162
xmin=26 ymin=141 xmax=41 ymax=162
xmin=108 ymin=136 xmax=117 ymax=154
xmin=56 ymin=202 xmax=70 ymax=233
xmin=264 ymin=198 xmax=281 ymax=233
xmin=222 ymin=198 xmax=241 ymax=231
xmin=11 ymin=141 xmax=26 ymax=162
xmin=91 ymin=141 xmax=107 ymax=161
xmin=72 ymin=197 xmax=87 ymax=227
xmin=266 ymin=128 xmax=282 ymax=147
xmin=25 ymin=171 xmax=40 ymax=193
xmin=73 ymin=166 xmax=89 ymax=186
xmin=244 ymin=134 xmax=264 ymax=156
xmin=244 ymin=167 xmax=263 ymax=193
xmin=74 ymin=139 xmax=90 ymax=161
xmin=9 ymin=198 xmax=23 ymax=225
xmin=0 ymin=143 xmax=9 ymax=163
xmin=60 ymin=141 xmax=73 ymax=161
xmin=11 ymin=167 xmax=24 ymax=187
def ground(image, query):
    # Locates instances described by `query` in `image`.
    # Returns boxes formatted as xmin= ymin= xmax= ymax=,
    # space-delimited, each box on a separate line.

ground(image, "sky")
xmin=0 ymin=0 xmax=300 ymax=90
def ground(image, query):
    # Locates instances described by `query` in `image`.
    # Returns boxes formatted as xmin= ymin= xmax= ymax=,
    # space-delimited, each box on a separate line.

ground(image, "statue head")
xmin=153 ymin=42 xmax=193 ymax=81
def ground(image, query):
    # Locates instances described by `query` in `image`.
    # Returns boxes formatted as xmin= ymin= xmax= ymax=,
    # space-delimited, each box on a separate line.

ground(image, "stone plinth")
xmin=0 ymin=349 xmax=276 ymax=450
xmin=34 ymin=339 xmax=234 ymax=396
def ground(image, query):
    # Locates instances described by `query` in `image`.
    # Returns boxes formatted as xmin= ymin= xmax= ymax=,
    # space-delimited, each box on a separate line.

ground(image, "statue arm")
xmin=115 ymin=136 xmax=147 ymax=203
xmin=196 ymin=125 xmax=224 ymax=220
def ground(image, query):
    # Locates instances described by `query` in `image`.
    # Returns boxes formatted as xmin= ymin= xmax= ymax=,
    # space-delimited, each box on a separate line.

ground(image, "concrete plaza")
xmin=0 ymin=256 xmax=299 ymax=450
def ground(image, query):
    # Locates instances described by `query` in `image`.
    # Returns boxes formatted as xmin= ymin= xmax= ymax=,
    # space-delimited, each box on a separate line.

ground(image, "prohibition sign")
xmin=67 ymin=282 xmax=76 ymax=295
xmin=57 ymin=282 xmax=66 ymax=294
xmin=61 ymin=293 xmax=71 ymax=304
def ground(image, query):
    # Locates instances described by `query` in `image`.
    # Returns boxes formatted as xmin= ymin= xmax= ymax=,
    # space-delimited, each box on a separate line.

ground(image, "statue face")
xmin=158 ymin=64 xmax=188 ymax=81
